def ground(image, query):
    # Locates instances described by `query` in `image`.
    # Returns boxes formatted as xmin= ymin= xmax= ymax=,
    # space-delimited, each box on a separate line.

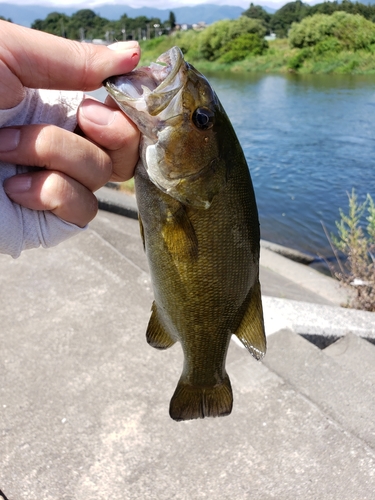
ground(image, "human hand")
xmin=0 ymin=21 xmax=140 ymax=228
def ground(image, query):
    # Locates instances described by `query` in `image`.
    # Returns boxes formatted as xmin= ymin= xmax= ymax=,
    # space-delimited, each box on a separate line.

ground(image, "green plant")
xmin=196 ymin=17 xmax=266 ymax=61
xmin=314 ymin=36 xmax=342 ymax=55
xmin=287 ymin=47 xmax=311 ymax=70
xmin=330 ymin=189 xmax=375 ymax=311
xmin=219 ymin=33 xmax=268 ymax=62
xmin=289 ymin=11 xmax=375 ymax=52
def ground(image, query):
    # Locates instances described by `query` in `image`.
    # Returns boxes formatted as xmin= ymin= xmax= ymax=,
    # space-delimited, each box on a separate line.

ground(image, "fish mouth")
xmin=104 ymin=46 xmax=186 ymax=123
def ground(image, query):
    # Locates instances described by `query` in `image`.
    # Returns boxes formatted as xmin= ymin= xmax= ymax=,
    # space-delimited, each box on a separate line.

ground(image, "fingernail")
xmin=0 ymin=128 xmax=20 ymax=152
xmin=4 ymin=174 xmax=32 ymax=194
xmin=80 ymin=99 xmax=116 ymax=126
xmin=108 ymin=41 xmax=139 ymax=52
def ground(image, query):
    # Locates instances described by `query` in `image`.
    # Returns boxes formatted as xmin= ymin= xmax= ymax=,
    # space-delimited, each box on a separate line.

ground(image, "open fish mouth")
xmin=104 ymin=46 xmax=186 ymax=119
xmin=104 ymin=46 xmax=225 ymax=208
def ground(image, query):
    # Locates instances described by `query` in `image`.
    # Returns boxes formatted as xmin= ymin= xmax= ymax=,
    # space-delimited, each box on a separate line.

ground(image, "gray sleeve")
xmin=0 ymin=88 xmax=86 ymax=258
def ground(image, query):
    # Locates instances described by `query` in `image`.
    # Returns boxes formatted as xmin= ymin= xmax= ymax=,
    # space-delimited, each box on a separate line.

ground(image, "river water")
xmin=91 ymin=71 xmax=375 ymax=258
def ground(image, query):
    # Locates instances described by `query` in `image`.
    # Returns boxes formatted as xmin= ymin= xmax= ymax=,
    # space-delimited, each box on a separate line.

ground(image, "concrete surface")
xmin=263 ymin=329 xmax=375 ymax=449
xmin=0 ymin=193 xmax=374 ymax=499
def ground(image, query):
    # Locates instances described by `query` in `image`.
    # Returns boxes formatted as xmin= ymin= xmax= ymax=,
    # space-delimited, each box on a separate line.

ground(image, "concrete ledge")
xmin=260 ymin=247 xmax=350 ymax=307
xmin=260 ymin=239 xmax=315 ymax=264
xmin=262 ymin=295 xmax=375 ymax=341
xmin=96 ymin=186 xmax=138 ymax=220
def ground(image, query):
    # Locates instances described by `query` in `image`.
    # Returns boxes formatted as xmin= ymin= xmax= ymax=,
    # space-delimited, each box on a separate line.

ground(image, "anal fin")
xmin=234 ymin=281 xmax=266 ymax=360
xmin=146 ymin=302 xmax=175 ymax=350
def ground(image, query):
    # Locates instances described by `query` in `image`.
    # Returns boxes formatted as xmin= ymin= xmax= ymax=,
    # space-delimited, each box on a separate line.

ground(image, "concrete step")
xmin=261 ymin=296 xmax=375 ymax=340
xmin=324 ymin=333 xmax=375 ymax=386
xmin=262 ymin=329 xmax=375 ymax=450
xmin=225 ymin=341 xmax=375 ymax=499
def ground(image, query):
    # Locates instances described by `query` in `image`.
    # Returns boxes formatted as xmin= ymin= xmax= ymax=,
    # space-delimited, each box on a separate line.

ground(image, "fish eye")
xmin=192 ymin=107 xmax=214 ymax=130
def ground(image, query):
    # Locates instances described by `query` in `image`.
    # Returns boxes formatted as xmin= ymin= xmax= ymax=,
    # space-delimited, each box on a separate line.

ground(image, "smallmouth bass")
xmin=105 ymin=47 xmax=266 ymax=421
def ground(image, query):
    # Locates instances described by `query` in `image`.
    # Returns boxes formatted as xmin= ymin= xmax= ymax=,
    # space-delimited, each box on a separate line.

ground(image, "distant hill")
xmin=0 ymin=3 xmax=249 ymax=27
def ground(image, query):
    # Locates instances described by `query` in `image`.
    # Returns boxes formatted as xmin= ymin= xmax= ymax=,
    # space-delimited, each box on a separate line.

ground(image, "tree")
xmin=32 ymin=9 xmax=167 ymax=41
xmin=198 ymin=17 xmax=267 ymax=60
xmin=219 ymin=33 xmax=268 ymax=62
xmin=271 ymin=1 xmax=311 ymax=38
xmin=32 ymin=12 xmax=71 ymax=38
xmin=288 ymin=11 xmax=375 ymax=51
xmin=308 ymin=0 xmax=375 ymax=23
xmin=169 ymin=11 xmax=176 ymax=30
xmin=242 ymin=3 xmax=271 ymax=33
xmin=69 ymin=9 xmax=107 ymax=40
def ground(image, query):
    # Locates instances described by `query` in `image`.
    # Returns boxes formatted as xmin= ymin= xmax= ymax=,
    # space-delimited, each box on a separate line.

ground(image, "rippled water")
xmin=206 ymin=72 xmax=375 ymax=257
xmin=92 ymin=71 xmax=375 ymax=257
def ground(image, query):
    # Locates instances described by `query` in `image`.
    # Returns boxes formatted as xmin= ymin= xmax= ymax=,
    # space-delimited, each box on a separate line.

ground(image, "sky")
xmin=1 ymin=0 xmax=318 ymax=10
xmin=1 ymin=0 xmax=252 ymax=5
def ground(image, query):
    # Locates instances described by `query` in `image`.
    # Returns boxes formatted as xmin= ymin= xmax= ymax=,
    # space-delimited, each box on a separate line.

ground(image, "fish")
xmin=104 ymin=46 xmax=266 ymax=421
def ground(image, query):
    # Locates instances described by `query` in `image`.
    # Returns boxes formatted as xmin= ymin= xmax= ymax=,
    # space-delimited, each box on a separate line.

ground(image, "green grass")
xmin=119 ymin=178 xmax=135 ymax=194
xmin=138 ymin=37 xmax=375 ymax=75
xmin=297 ymin=49 xmax=375 ymax=74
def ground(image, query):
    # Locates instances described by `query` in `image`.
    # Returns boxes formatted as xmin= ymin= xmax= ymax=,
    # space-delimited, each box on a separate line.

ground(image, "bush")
xmin=172 ymin=30 xmax=201 ymax=59
xmin=314 ymin=36 xmax=342 ymax=55
xmin=219 ymin=33 xmax=268 ymax=62
xmin=289 ymin=11 xmax=375 ymax=51
xmin=197 ymin=17 xmax=267 ymax=61
xmin=329 ymin=190 xmax=375 ymax=311
xmin=140 ymin=35 xmax=167 ymax=51
xmin=287 ymin=47 xmax=311 ymax=70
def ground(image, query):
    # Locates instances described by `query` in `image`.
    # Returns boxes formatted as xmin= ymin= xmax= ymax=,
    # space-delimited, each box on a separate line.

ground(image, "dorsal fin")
xmin=146 ymin=302 xmax=176 ymax=350
xmin=234 ymin=281 xmax=266 ymax=360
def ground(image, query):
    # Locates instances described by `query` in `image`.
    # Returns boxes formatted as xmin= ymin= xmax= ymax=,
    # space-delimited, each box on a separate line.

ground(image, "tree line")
xmin=30 ymin=9 xmax=176 ymax=42
xmin=2 ymin=1 xmax=375 ymax=72
xmin=243 ymin=0 xmax=375 ymax=38
xmin=131 ymin=1 xmax=375 ymax=72
xmin=2 ymin=2 xmax=375 ymax=43
xmin=28 ymin=1 xmax=375 ymax=43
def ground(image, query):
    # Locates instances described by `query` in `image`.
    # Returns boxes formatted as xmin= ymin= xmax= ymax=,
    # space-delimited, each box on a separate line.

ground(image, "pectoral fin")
xmin=162 ymin=204 xmax=198 ymax=261
xmin=234 ymin=281 xmax=266 ymax=360
xmin=146 ymin=302 xmax=176 ymax=350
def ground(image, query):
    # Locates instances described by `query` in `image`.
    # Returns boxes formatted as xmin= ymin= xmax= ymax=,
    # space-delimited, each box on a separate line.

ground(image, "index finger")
xmin=0 ymin=20 xmax=140 ymax=108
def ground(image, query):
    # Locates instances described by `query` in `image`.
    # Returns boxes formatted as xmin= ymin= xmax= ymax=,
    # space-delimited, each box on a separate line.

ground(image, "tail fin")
xmin=169 ymin=376 xmax=233 ymax=422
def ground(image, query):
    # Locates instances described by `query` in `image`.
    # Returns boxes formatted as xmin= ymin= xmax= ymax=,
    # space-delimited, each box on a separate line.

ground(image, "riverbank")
xmin=140 ymin=37 xmax=375 ymax=75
